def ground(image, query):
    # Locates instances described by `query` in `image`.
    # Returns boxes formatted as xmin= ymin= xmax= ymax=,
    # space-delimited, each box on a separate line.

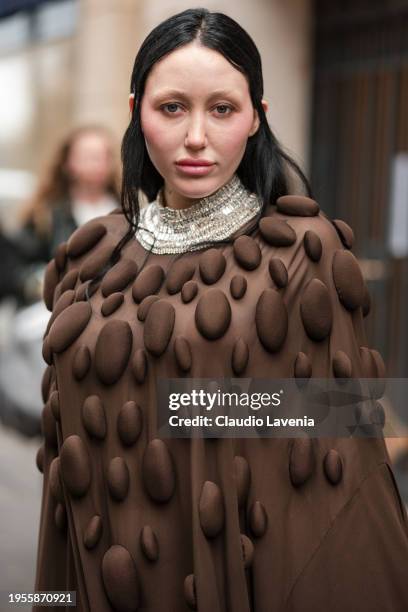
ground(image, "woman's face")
xmin=66 ymin=131 xmax=114 ymax=190
xmin=139 ymin=41 xmax=265 ymax=206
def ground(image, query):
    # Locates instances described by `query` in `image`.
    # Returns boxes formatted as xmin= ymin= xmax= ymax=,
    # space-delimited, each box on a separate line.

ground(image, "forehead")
xmin=144 ymin=42 xmax=249 ymax=96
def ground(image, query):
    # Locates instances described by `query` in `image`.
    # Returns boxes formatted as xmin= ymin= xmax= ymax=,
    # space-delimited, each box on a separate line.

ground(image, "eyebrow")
xmin=151 ymin=88 xmax=240 ymax=101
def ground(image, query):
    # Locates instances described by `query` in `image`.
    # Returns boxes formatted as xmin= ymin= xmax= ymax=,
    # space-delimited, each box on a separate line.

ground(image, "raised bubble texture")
xmin=233 ymin=456 xmax=251 ymax=508
xmin=233 ymin=235 xmax=261 ymax=270
xmin=199 ymin=249 xmax=226 ymax=284
xmin=82 ymin=395 xmax=107 ymax=440
xmin=249 ymin=501 xmax=268 ymax=537
xmin=101 ymin=258 xmax=138 ymax=297
xmin=332 ymin=219 xmax=354 ymax=249
xmin=41 ymin=365 xmax=53 ymax=403
xmin=198 ymin=480 xmax=225 ymax=538
xmin=41 ymin=402 xmax=57 ymax=448
xmin=230 ymin=275 xmax=247 ymax=299
xmin=304 ymin=230 xmax=322 ymax=262
xmin=49 ymin=390 xmax=60 ymax=421
xmin=371 ymin=348 xmax=386 ymax=378
xmin=255 ymin=289 xmax=288 ymax=352
xmin=276 ymin=195 xmax=319 ymax=216
xmin=67 ymin=221 xmax=107 ymax=258
xmin=72 ymin=345 xmax=91 ymax=380
xmin=142 ymin=439 xmax=175 ymax=503
xmin=232 ymin=338 xmax=249 ymax=375
xmin=268 ymin=258 xmax=288 ymax=288
xmin=54 ymin=503 xmax=67 ymax=531
xmin=184 ymin=574 xmax=197 ymax=610
xmin=48 ymin=301 xmax=92 ymax=353
xmin=259 ymin=218 xmax=296 ymax=247
xmin=75 ymin=280 xmax=99 ymax=302
xmin=140 ymin=525 xmax=159 ymax=562
xmin=43 ymin=259 xmax=59 ymax=311
xmin=42 ymin=335 xmax=53 ymax=365
xmin=241 ymin=534 xmax=254 ymax=568
xmin=107 ymin=456 xmax=130 ymax=501
xmin=83 ymin=515 xmax=103 ymax=549
xmin=101 ymin=292 xmax=124 ymax=317
xmin=79 ymin=244 xmax=114 ymax=282
xmin=166 ymin=259 xmax=195 ymax=294
xmin=333 ymin=350 xmax=352 ymax=378
xmin=102 ymin=545 xmax=140 ymax=612
xmin=181 ymin=280 xmax=198 ymax=303
xmin=174 ymin=336 xmax=192 ymax=372
xmin=132 ymin=265 xmax=164 ymax=303
xmin=36 ymin=444 xmax=44 ymax=473
xmin=323 ymin=449 xmax=343 ymax=485
xmin=61 ymin=269 xmax=79 ymax=293
xmin=137 ymin=295 xmax=159 ymax=321
xmin=362 ymin=284 xmax=371 ymax=317
xmin=289 ymin=438 xmax=315 ymax=486
xmin=54 ymin=241 xmax=67 ymax=272
xmin=195 ymin=289 xmax=231 ymax=340
xmin=294 ymin=352 xmax=312 ymax=378
xmin=45 ymin=289 xmax=76 ymax=336
xmin=332 ymin=250 xmax=365 ymax=311
xmin=144 ymin=300 xmax=175 ymax=357
xmin=132 ymin=349 xmax=148 ymax=384
xmin=300 ymin=279 xmax=332 ymax=341
xmin=95 ymin=320 xmax=132 ymax=384
xmin=359 ymin=346 xmax=377 ymax=378
xmin=117 ymin=401 xmax=143 ymax=446
xmin=60 ymin=435 xmax=91 ymax=497
xmin=49 ymin=457 xmax=63 ymax=502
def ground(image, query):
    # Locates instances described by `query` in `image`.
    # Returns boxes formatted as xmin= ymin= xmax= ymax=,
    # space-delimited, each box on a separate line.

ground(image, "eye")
xmin=160 ymin=102 xmax=182 ymax=114
xmin=214 ymin=104 xmax=233 ymax=116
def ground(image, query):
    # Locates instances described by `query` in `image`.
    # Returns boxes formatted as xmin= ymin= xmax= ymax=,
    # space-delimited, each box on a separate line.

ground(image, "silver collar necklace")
xmin=135 ymin=173 xmax=263 ymax=254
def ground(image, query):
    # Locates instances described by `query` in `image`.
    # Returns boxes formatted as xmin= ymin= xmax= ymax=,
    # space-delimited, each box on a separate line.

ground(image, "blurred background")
xmin=1 ymin=0 xmax=408 ymax=598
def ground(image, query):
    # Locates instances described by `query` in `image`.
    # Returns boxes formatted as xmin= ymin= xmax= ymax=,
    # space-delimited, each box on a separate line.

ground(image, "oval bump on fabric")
xmin=371 ymin=348 xmax=386 ymax=378
xmin=181 ymin=280 xmax=198 ymax=303
xmin=132 ymin=349 xmax=148 ymax=384
xmin=107 ymin=456 xmax=130 ymax=502
xmin=82 ymin=395 xmax=107 ymax=440
xmin=332 ymin=219 xmax=354 ymax=249
xmin=49 ymin=457 xmax=63 ymax=502
xmin=303 ymin=230 xmax=322 ymax=262
xmin=75 ymin=280 xmax=99 ymax=302
xmin=95 ymin=320 xmax=133 ymax=384
xmin=43 ymin=259 xmax=59 ymax=311
xmin=137 ymin=295 xmax=160 ymax=321
xmin=184 ymin=574 xmax=197 ymax=610
xmin=166 ymin=259 xmax=195 ymax=294
xmin=144 ymin=300 xmax=175 ymax=357
xmin=249 ymin=501 xmax=268 ymax=537
xmin=101 ymin=545 xmax=140 ymax=612
xmin=41 ymin=365 xmax=53 ymax=403
xmin=289 ymin=438 xmax=315 ymax=486
xmin=241 ymin=534 xmax=254 ymax=568
xmin=36 ymin=445 xmax=44 ymax=473
xmin=101 ymin=292 xmax=124 ymax=317
xmin=142 ymin=439 xmax=175 ymax=503
xmin=300 ymin=279 xmax=332 ymax=341
xmin=45 ymin=289 xmax=76 ymax=336
xmin=117 ymin=401 xmax=143 ymax=446
xmin=232 ymin=338 xmax=249 ymax=375
xmin=140 ymin=525 xmax=159 ymax=562
xmin=233 ymin=235 xmax=261 ymax=270
xmin=332 ymin=250 xmax=365 ymax=311
xmin=195 ymin=289 xmax=231 ymax=340
xmin=198 ymin=480 xmax=225 ymax=538
xmin=72 ymin=345 xmax=91 ymax=380
xmin=41 ymin=402 xmax=57 ymax=448
xmin=42 ymin=335 xmax=53 ymax=365
xmin=255 ymin=288 xmax=288 ymax=352
xmin=233 ymin=456 xmax=251 ymax=508
xmin=268 ymin=258 xmax=288 ymax=288
xmin=132 ymin=264 xmax=164 ymax=303
xmin=362 ymin=284 xmax=371 ymax=317
xmin=49 ymin=390 xmax=60 ymax=421
xmin=199 ymin=249 xmax=226 ymax=284
xmin=54 ymin=241 xmax=67 ymax=272
xmin=79 ymin=244 xmax=115 ymax=282
xmin=174 ymin=336 xmax=192 ymax=372
xmin=60 ymin=434 xmax=91 ymax=497
xmin=294 ymin=352 xmax=312 ymax=379
xmin=259 ymin=218 xmax=296 ymax=247
xmin=54 ymin=503 xmax=67 ymax=531
xmin=323 ymin=449 xmax=343 ymax=485
xmin=48 ymin=301 xmax=92 ymax=353
xmin=83 ymin=515 xmax=103 ymax=550
xmin=61 ymin=269 xmax=79 ymax=293
xmin=276 ymin=194 xmax=319 ymax=216
xmin=333 ymin=350 xmax=352 ymax=379
xmin=230 ymin=275 xmax=247 ymax=299
xmin=101 ymin=258 xmax=138 ymax=297
xmin=67 ymin=221 xmax=107 ymax=258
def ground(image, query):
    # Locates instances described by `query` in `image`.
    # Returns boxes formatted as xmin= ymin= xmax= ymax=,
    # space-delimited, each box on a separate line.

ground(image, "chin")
xmin=173 ymin=175 xmax=223 ymax=199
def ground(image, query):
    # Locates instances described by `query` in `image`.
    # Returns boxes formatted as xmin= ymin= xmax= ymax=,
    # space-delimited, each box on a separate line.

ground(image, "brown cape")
xmin=33 ymin=194 xmax=408 ymax=611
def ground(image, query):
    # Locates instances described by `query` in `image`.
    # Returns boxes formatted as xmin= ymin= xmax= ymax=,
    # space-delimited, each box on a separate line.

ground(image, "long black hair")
xmin=85 ymin=7 xmax=313 ymax=299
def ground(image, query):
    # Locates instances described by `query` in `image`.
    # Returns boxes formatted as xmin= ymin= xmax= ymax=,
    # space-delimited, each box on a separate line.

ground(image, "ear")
xmin=248 ymin=99 xmax=269 ymax=137
xmin=261 ymin=98 xmax=269 ymax=114
xmin=129 ymin=93 xmax=135 ymax=114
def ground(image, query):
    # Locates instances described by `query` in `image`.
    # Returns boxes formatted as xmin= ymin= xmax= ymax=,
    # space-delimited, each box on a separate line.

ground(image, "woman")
xmin=2 ymin=125 xmax=119 ymax=306
xmin=34 ymin=8 xmax=408 ymax=612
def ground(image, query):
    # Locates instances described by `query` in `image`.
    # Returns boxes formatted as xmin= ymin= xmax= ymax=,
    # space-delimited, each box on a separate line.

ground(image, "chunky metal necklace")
xmin=135 ymin=173 xmax=263 ymax=254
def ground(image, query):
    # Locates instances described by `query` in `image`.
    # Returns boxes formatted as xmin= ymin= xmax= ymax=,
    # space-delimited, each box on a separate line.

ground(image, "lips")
xmin=176 ymin=159 xmax=215 ymax=166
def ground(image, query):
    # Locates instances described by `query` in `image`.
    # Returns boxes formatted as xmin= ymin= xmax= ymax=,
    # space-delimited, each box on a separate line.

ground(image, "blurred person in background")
xmin=0 ymin=124 xmax=120 ymax=307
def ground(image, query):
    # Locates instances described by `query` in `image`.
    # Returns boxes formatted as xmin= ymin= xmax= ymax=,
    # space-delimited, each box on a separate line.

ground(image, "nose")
xmin=184 ymin=112 xmax=207 ymax=149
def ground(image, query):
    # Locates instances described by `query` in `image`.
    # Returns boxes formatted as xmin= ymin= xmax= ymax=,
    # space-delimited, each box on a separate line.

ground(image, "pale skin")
xmin=129 ymin=40 xmax=268 ymax=210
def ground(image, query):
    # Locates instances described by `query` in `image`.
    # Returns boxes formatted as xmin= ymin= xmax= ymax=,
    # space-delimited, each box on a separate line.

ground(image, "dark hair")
xmin=86 ymin=7 xmax=312 ymax=299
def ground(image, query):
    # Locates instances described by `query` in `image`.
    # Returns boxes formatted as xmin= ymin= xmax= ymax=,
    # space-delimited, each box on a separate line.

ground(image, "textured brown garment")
xmin=33 ymin=195 xmax=408 ymax=612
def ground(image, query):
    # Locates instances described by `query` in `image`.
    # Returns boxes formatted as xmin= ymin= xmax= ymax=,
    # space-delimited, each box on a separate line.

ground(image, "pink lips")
xmin=176 ymin=158 xmax=215 ymax=166
xmin=175 ymin=158 xmax=216 ymax=176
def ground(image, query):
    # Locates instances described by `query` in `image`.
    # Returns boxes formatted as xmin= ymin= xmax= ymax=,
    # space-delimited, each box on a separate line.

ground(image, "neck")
xmin=162 ymin=176 xmax=235 ymax=211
